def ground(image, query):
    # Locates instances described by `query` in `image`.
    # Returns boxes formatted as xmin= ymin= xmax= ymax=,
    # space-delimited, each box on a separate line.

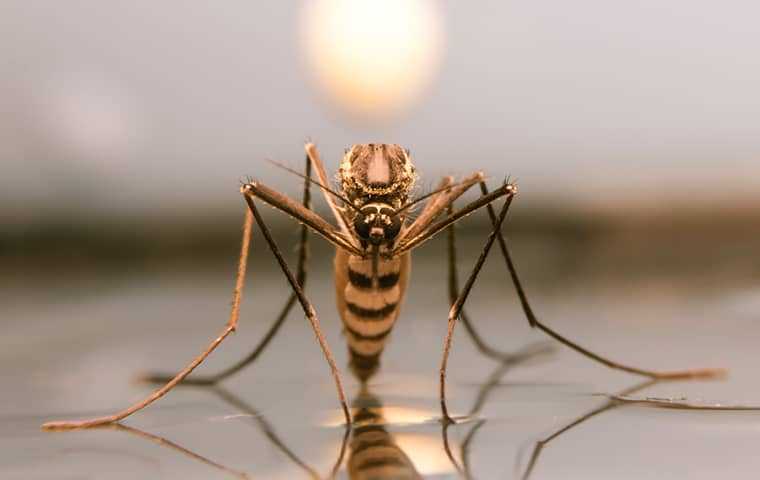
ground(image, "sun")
xmin=300 ymin=0 xmax=445 ymax=122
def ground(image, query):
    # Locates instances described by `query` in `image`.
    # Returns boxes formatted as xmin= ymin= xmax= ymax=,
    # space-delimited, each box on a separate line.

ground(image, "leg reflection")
xmin=442 ymin=341 xmax=555 ymax=479
xmin=103 ymin=423 xmax=250 ymax=479
xmin=135 ymin=381 xmax=350 ymax=479
xmin=210 ymin=386 xmax=324 ymax=480
xmin=517 ymin=376 xmax=754 ymax=480
xmin=519 ymin=379 xmax=660 ymax=480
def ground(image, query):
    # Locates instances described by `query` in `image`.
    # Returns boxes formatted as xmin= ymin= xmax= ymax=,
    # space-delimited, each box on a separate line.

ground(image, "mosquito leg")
xmin=42 ymin=208 xmax=256 ymax=430
xmin=242 ymin=191 xmax=351 ymax=424
xmin=477 ymin=182 xmax=726 ymax=380
xmin=305 ymin=142 xmax=352 ymax=236
xmin=441 ymin=342 xmax=554 ymax=478
xmin=244 ymin=179 xmax=362 ymax=255
xmin=144 ymin=156 xmax=315 ymax=386
xmin=446 ymin=204 xmax=540 ymax=362
xmin=393 ymin=181 xmax=516 ymax=256
xmin=439 ymin=186 xmax=516 ymax=423
xmin=400 ymin=173 xmax=477 ymax=243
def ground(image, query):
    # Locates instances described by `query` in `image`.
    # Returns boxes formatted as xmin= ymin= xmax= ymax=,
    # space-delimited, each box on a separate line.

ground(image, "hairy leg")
xmin=478 ymin=181 xmax=725 ymax=380
xmin=42 ymin=208 xmax=256 ymax=430
xmin=439 ymin=184 xmax=517 ymax=422
xmin=144 ymin=156 xmax=315 ymax=386
xmin=242 ymin=191 xmax=351 ymax=424
xmin=446 ymin=204 xmax=547 ymax=361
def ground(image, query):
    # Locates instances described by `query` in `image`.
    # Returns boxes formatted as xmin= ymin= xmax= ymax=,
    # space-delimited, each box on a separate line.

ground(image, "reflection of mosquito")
xmin=103 ymin=423 xmax=251 ymax=480
xmin=102 ymin=385 xmax=416 ymax=479
xmin=516 ymin=381 xmax=760 ymax=479
xmin=445 ymin=353 xmax=746 ymax=480
xmin=44 ymin=143 xmax=724 ymax=430
xmin=517 ymin=379 xmax=658 ymax=480
xmin=98 ymin=349 xmax=743 ymax=478
xmin=103 ymin=383 xmax=346 ymax=480
xmin=98 ymin=340 xmax=551 ymax=479
xmin=442 ymin=341 xmax=555 ymax=479
xmin=346 ymin=387 xmax=423 ymax=479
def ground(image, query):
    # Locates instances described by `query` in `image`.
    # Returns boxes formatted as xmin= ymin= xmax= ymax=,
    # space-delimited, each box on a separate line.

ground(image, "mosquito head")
xmin=339 ymin=144 xmax=417 ymax=209
xmin=353 ymin=203 xmax=402 ymax=246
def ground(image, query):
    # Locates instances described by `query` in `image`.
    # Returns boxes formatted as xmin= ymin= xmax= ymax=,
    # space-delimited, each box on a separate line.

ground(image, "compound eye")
xmin=385 ymin=215 xmax=402 ymax=240
xmin=354 ymin=214 xmax=371 ymax=239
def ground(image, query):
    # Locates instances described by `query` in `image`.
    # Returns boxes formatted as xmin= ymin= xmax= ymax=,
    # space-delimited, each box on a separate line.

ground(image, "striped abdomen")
xmin=348 ymin=391 xmax=421 ymax=480
xmin=334 ymin=249 xmax=410 ymax=382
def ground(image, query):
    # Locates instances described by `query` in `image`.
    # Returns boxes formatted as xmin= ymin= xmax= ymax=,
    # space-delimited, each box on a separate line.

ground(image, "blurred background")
xmin=2 ymin=0 xmax=759 ymax=278
xmin=3 ymin=1 xmax=760 ymax=479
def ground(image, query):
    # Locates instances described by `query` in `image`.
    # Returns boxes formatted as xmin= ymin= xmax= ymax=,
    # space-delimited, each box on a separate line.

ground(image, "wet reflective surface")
xmin=3 ymin=243 xmax=760 ymax=479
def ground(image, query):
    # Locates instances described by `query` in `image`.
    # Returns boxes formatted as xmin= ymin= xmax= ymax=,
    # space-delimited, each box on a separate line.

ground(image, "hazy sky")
xmin=2 ymin=1 xmax=760 ymax=222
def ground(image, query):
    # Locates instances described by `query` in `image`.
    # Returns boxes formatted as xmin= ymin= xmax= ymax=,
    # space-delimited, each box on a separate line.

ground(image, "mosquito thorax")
xmin=339 ymin=144 xmax=414 ymax=248
xmin=339 ymin=143 xmax=417 ymax=210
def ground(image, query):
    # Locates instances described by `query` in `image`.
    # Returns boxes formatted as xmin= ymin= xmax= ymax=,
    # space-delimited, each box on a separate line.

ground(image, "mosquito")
xmin=43 ymin=143 xmax=725 ymax=430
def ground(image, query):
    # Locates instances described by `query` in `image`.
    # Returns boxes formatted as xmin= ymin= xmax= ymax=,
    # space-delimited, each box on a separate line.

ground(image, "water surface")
xmin=2 ymin=245 xmax=759 ymax=479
